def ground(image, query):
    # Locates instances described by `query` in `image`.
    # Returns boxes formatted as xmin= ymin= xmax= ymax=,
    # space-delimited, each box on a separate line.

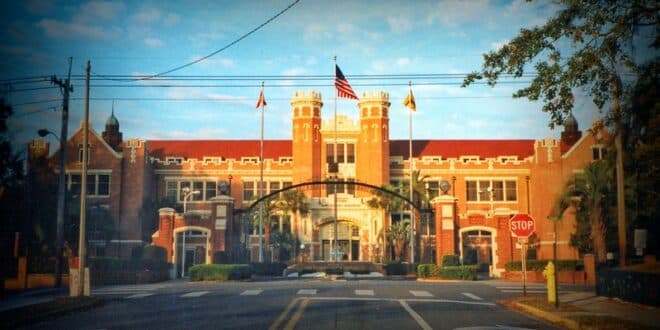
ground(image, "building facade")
xmin=29 ymin=90 xmax=603 ymax=277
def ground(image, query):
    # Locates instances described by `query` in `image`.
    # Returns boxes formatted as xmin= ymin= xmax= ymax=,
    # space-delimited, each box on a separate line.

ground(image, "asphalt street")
xmin=26 ymin=279 xmax=564 ymax=330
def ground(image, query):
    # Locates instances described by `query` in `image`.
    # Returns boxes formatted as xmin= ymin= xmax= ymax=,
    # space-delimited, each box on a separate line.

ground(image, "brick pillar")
xmin=494 ymin=214 xmax=513 ymax=275
xmin=584 ymin=253 xmax=596 ymax=286
xmin=209 ymin=195 xmax=235 ymax=264
xmin=432 ymin=195 xmax=458 ymax=265
xmin=155 ymin=208 xmax=175 ymax=262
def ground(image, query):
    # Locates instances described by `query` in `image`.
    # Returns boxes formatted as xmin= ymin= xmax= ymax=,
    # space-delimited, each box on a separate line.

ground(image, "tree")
xmin=386 ymin=220 xmax=410 ymax=262
xmin=463 ymin=0 xmax=659 ymax=265
xmin=554 ymin=160 xmax=616 ymax=263
xmin=276 ymin=189 xmax=309 ymax=237
xmin=367 ymin=184 xmax=405 ymax=261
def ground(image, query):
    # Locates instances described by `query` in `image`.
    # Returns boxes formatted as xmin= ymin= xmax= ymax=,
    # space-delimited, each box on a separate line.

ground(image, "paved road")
xmin=27 ymin=279 xmax=564 ymax=329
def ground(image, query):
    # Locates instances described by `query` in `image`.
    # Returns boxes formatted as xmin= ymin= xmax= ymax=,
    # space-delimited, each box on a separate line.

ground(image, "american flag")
xmin=335 ymin=65 xmax=358 ymax=100
xmin=256 ymin=89 xmax=267 ymax=108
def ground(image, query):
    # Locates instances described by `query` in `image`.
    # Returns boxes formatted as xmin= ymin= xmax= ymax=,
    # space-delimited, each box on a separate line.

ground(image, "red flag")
xmin=335 ymin=65 xmax=358 ymax=100
xmin=256 ymin=89 xmax=267 ymax=108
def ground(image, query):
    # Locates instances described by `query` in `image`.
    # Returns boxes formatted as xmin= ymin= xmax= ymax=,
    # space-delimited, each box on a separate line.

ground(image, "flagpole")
xmin=333 ymin=56 xmax=339 ymax=262
xmin=259 ymin=81 xmax=265 ymax=263
xmin=408 ymin=81 xmax=415 ymax=264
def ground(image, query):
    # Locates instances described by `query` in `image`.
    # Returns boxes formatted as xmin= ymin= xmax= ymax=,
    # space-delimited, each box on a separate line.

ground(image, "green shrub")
xmin=325 ymin=268 xmax=343 ymax=275
xmin=440 ymin=266 xmax=477 ymax=280
xmin=442 ymin=255 xmax=460 ymax=267
xmin=189 ymin=264 xmax=251 ymax=281
xmin=384 ymin=262 xmax=408 ymax=275
xmin=249 ymin=262 xmax=288 ymax=276
xmin=505 ymin=259 xmax=580 ymax=272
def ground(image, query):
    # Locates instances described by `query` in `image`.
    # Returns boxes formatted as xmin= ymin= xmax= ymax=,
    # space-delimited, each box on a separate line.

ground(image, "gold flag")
xmin=403 ymin=89 xmax=416 ymax=111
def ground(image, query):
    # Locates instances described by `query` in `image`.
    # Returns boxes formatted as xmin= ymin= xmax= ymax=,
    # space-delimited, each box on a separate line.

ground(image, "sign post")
xmin=510 ymin=214 xmax=536 ymax=296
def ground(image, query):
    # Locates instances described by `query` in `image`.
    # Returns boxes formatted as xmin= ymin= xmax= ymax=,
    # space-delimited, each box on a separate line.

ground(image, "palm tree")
xmin=553 ymin=160 xmax=614 ymax=264
xmin=276 ymin=189 xmax=309 ymax=237
xmin=367 ymin=184 xmax=404 ymax=261
xmin=252 ymin=195 xmax=277 ymax=259
xmin=386 ymin=220 xmax=410 ymax=261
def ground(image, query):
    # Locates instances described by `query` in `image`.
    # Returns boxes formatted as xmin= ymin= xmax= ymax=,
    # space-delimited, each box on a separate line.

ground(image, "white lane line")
xmin=461 ymin=292 xmax=483 ymax=301
xmin=125 ymin=293 xmax=154 ymax=299
xmin=496 ymin=286 xmax=546 ymax=289
xmin=297 ymin=289 xmax=317 ymax=295
xmin=501 ymin=290 xmax=546 ymax=293
xmin=399 ymin=300 xmax=432 ymax=330
xmin=354 ymin=289 xmax=374 ymax=296
xmin=240 ymin=290 xmax=263 ymax=296
xmin=409 ymin=290 xmax=433 ymax=297
xmin=180 ymin=291 xmax=209 ymax=298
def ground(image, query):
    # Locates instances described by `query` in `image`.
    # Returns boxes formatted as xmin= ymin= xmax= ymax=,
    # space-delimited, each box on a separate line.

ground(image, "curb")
xmin=514 ymin=302 xmax=580 ymax=330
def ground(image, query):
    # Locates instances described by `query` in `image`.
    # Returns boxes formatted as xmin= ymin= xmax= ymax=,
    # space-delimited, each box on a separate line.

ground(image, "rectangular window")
xmin=346 ymin=178 xmax=355 ymax=195
xmin=346 ymin=143 xmax=355 ymax=163
xmin=337 ymin=143 xmax=345 ymax=163
xmin=478 ymin=180 xmax=491 ymax=201
xmin=179 ymin=181 xmax=191 ymax=201
xmin=326 ymin=143 xmax=335 ymax=164
xmin=466 ymin=181 xmax=477 ymax=201
xmin=97 ymin=175 xmax=110 ymax=196
xmin=192 ymin=181 xmax=204 ymax=201
xmin=270 ymin=181 xmax=281 ymax=193
xmin=69 ymin=174 xmax=81 ymax=195
xmin=505 ymin=180 xmax=517 ymax=201
xmin=427 ymin=181 xmax=439 ymax=200
xmin=166 ymin=181 xmax=177 ymax=198
xmin=282 ymin=181 xmax=292 ymax=188
xmin=243 ymin=181 xmax=254 ymax=201
xmin=492 ymin=181 xmax=504 ymax=201
xmin=205 ymin=181 xmax=217 ymax=200
xmin=86 ymin=174 xmax=95 ymax=195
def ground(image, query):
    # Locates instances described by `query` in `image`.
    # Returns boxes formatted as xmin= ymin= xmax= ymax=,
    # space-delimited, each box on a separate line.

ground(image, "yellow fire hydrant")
xmin=543 ymin=261 xmax=556 ymax=304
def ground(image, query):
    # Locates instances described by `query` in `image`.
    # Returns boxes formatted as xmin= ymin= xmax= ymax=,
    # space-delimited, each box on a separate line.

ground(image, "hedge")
xmin=189 ymin=264 xmax=251 ymax=281
xmin=384 ymin=262 xmax=417 ymax=275
xmin=505 ymin=259 xmax=582 ymax=272
xmin=249 ymin=262 xmax=288 ymax=276
xmin=442 ymin=255 xmax=460 ymax=267
xmin=417 ymin=264 xmax=477 ymax=280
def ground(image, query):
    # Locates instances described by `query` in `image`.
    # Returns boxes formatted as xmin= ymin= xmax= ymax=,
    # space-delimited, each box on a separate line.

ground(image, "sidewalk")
xmin=0 ymin=287 xmax=68 ymax=312
xmin=507 ymin=291 xmax=660 ymax=329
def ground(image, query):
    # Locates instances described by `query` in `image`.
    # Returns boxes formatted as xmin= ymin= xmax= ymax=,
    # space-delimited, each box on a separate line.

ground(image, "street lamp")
xmin=181 ymin=187 xmax=200 ymax=213
xmin=37 ymin=128 xmax=66 ymax=288
xmin=300 ymin=243 xmax=305 ymax=263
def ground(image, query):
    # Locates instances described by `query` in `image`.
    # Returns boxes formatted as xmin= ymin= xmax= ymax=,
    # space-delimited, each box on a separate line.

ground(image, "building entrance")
xmin=462 ymin=229 xmax=493 ymax=268
xmin=175 ymin=229 xmax=209 ymax=277
xmin=320 ymin=221 xmax=360 ymax=261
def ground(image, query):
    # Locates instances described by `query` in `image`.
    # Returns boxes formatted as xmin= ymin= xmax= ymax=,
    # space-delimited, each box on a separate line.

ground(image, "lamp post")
xmin=182 ymin=187 xmax=200 ymax=213
xmin=37 ymin=129 xmax=66 ymax=288
xmin=300 ymin=243 xmax=305 ymax=263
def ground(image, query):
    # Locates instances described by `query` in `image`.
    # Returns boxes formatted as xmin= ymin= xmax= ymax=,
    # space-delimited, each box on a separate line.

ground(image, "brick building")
xmin=29 ymin=90 xmax=603 ymax=277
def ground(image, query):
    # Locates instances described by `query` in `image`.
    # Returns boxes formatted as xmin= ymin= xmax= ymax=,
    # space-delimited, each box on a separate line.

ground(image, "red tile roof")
xmin=390 ymin=140 xmax=536 ymax=159
xmin=148 ymin=140 xmax=292 ymax=160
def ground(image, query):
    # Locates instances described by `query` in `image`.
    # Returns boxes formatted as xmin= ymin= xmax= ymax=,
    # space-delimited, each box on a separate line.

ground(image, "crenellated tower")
xmin=291 ymin=91 xmax=323 ymax=194
xmin=357 ymin=91 xmax=390 ymax=190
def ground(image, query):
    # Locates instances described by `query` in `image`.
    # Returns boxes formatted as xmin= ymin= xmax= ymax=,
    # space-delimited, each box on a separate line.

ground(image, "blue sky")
xmin=1 ymin=0 xmax=603 ymax=151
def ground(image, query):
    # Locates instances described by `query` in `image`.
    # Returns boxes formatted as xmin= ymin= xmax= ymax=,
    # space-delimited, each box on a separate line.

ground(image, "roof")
xmin=148 ymin=140 xmax=292 ymax=160
xmin=389 ymin=140 xmax=536 ymax=159
xmin=148 ymin=139 xmax=538 ymax=160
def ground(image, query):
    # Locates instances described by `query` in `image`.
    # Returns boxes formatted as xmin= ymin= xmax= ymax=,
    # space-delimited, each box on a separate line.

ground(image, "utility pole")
xmin=50 ymin=57 xmax=73 ymax=288
xmin=77 ymin=60 xmax=90 ymax=297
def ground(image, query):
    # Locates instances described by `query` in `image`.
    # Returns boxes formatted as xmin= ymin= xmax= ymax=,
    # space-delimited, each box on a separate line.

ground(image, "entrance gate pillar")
xmin=432 ymin=195 xmax=458 ymax=265
xmin=209 ymin=195 xmax=235 ymax=263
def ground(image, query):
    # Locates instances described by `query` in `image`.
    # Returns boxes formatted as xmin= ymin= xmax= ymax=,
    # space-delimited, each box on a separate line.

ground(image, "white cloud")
xmin=396 ymin=57 xmax=411 ymax=66
xmin=387 ymin=16 xmax=412 ymax=33
xmin=144 ymin=37 xmax=163 ymax=47
xmin=189 ymin=56 xmax=235 ymax=68
xmin=133 ymin=7 xmax=161 ymax=24
xmin=38 ymin=19 xmax=120 ymax=40
xmin=426 ymin=0 xmax=491 ymax=27
xmin=76 ymin=1 xmax=126 ymax=22
xmin=163 ymin=13 xmax=180 ymax=26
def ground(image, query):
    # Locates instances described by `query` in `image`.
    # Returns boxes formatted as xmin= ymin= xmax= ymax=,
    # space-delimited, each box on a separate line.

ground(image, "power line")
xmin=92 ymin=0 xmax=301 ymax=82
xmin=85 ymin=81 xmax=533 ymax=89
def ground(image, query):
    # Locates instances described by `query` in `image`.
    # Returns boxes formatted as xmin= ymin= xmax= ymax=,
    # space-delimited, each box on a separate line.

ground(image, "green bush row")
xmin=383 ymin=262 xmax=418 ymax=275
xmin=504 ymin=259 xmax=583 ymax=272
xmin=417 ymin=264 xmax=477 ymax=280
xmin=189 ymin=264 xmax=251 ymax=281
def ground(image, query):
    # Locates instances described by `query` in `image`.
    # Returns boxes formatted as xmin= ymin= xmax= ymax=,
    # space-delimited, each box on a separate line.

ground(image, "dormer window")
xmin=77 ymin=143 xmax=92 ymax=163
xmin=592 ymin=145 xmax=606 ymax=160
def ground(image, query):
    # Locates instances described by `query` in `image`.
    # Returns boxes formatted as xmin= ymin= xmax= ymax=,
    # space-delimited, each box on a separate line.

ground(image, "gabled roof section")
xmin=148 ymin=140 xmax=292 ymax=160
xmin=64 ymin=125 xmax=123 ymax=159
xmin=390 ymin=140 xmax=536 ymax=160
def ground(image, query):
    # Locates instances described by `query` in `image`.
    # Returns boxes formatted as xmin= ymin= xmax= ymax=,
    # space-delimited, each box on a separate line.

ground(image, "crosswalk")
xmin=486 ymin=282 xmax=548 ymax=294
xmin=97 ymin=288 xmax=489 ymax=301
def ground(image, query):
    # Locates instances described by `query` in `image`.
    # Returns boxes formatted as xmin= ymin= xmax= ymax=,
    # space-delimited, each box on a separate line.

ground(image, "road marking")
xmin=461 ymin=292 xmax=483 ymax=300
xmin=125 ymin=293 xmax=154 ymax=299
xmin=284 ymin=298 xmax=309 ymax=330
xmin=399 ymin=300 xmax=432 ymax=330
xmin=409 ymin=290 xmax=433 ymax=297
xmin=501 ymin=290 xmax=546 ymax=293
xmin=240 ymin=289 xmax=263 ymax=296
xmin=180 ymin=291 xmax=209 ymax=298
xmin=297 ymin=289 xmax=317 ymax=295
xmin=269 ymin=298 xmax=300 ymax=330
xmin=354 ymin=289 xmax=374 ymax=296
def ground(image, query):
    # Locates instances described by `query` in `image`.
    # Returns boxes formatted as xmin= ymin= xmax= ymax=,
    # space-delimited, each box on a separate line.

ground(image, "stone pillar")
xmin=154 ymin=208 xmax=175 ymax=262
xmin=209 ymin=195 xmax=235 ymax=264
xmin=432 ymin=195 xmax=458 ymax=265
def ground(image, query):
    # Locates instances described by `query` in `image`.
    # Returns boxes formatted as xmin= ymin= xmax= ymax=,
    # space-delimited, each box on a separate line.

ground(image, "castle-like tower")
xmin=291 ymin=91 xmax=323 ymax=194
xmin=357 ymin=91 xmax=390 ymax=190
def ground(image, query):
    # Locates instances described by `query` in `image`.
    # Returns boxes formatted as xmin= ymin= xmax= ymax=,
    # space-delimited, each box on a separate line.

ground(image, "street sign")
xmin=510 ymin=213 xmax=536 ymax=238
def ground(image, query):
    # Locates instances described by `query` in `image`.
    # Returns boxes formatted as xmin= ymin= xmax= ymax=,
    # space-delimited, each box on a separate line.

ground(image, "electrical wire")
xmin=92 ymin=0 xmax=301 ymax=82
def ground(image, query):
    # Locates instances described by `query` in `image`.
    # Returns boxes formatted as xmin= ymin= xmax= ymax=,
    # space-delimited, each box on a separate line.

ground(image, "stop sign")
xmin=510 ymin=214 xmax=536 ymax=237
